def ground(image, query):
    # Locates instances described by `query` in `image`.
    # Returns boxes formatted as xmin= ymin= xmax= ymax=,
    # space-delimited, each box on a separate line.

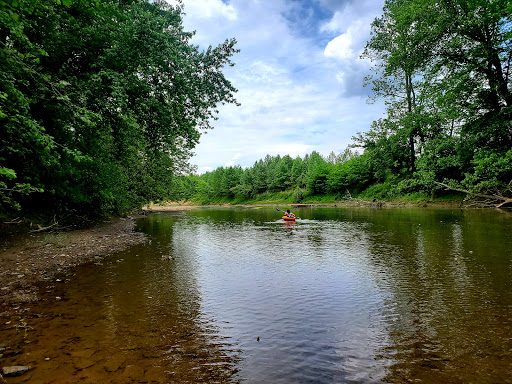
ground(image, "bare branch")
xmin=435 ymin=181 xmax=512 ymax=208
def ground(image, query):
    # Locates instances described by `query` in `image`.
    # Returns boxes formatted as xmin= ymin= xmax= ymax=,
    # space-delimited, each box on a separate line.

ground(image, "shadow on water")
xmin=1 ymin=206 xmax=512 ymax=383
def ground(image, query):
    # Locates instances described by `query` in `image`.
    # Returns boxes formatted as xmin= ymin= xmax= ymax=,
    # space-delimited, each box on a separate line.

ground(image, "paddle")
xmin=276 ymin=207 xmax=300 ymax=220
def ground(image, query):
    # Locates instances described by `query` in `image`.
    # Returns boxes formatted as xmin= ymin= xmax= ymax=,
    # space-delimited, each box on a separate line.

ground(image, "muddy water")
xmin=2 ymin=207 xmax=512 ymax=383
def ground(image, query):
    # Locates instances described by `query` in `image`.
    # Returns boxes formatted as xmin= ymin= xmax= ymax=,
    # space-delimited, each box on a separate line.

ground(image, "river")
xmin=2 ymin=207 xmax=512 ymax=383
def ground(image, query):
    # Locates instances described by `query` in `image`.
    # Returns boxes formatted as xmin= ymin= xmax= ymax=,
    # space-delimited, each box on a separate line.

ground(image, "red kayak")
xmin=282 ymin=215 xmax=296 ymax=221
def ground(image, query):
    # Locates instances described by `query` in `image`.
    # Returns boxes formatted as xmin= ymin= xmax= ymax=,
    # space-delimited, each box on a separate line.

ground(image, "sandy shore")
xmin=144 ymin=203 xmax=203 ymax=211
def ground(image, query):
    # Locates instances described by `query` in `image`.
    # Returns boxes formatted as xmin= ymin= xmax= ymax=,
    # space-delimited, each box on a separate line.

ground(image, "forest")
xmin=179 ymin=0 xmax=512 ymax=206
xmin=1 ymin=0 xmax=238 ymax=218
xmin=1 ymin=0 xmax=512 ymax=220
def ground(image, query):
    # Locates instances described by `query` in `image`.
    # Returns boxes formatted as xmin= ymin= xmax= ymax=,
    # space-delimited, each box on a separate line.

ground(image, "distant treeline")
xmin=173 ymin=149 xmax=443 ymax=204
xmin=174 ymin=151 xmax=374 ymax=203
xmin=175 ymin=149 xmax=384 ymax=203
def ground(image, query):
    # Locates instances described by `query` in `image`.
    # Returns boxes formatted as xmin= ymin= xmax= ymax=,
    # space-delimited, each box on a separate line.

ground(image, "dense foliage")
xmin=183 ymin=0 xmax=511 ymax=204
xmin=174 ymin=150 xmax=379 ymax=204
xmin=2 ymin=0 xmax=511 ymax=214
xmin=1 ymin=0 xmax=237 ymax=216
xmin=360 ymin=0 xmax=512 ymax=197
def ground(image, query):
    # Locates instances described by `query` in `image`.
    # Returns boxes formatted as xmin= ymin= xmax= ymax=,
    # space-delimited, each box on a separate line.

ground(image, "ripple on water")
xmin=3 ymin=208 xmax=511 ymax=384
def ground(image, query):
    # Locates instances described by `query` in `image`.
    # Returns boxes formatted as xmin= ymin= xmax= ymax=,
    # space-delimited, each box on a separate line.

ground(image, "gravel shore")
xmin=0 ymin=217 xmax=147 ymax=310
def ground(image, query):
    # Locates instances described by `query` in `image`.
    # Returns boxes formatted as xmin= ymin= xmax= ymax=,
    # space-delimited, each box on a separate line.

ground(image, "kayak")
xmin=282 ymin=215 xmax=296 ymax=221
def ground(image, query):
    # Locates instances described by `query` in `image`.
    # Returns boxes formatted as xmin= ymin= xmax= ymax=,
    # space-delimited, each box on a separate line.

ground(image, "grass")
xmin=180 ymin=187 xmax=464 ymax=207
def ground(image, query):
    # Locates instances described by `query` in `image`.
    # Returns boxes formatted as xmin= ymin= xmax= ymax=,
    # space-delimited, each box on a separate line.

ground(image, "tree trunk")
xmin=406 ymin=73 xmax=416 ymax=173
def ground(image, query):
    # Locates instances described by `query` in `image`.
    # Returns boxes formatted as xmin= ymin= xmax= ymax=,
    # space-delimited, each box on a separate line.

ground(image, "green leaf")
xmin=0 ymin=167 xmax=17 ymax=180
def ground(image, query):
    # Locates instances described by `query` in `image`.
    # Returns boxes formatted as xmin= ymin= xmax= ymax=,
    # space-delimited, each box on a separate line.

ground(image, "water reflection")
xmin=1 ymin=207 xmax=511 ymax=383
xmin=2 ymin=212 xmax=242 ymax=383
xmin=358 ymin=208 xmax=512 ymax=383
xmin=165 ymin=209 xmax=393 ymax=383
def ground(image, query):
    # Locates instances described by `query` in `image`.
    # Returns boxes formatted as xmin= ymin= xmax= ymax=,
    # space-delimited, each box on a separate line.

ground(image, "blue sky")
xmin=169 ymin=0 xmax=386 ymax=173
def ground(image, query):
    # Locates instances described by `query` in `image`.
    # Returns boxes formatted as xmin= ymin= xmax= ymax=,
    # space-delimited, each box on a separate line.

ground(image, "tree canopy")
xmin=1 ymin=0 xmax=238 ymax=216
xmin=3 ymin=0 xmax=511 ymax=214
xmin=359 ymin=0 xmax=512 ymax=199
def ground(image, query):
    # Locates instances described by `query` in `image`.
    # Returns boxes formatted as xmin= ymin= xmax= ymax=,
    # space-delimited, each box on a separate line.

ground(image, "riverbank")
xmin=0 ymin=217 xmax=147 ymax=311
xmin=146 ymin=197 xmax=463 ymax=211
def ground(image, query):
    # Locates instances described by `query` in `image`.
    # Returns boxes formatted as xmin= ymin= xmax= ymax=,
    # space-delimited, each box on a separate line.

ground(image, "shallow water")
xmin=2 ymin=207 xmax=512 ymax=383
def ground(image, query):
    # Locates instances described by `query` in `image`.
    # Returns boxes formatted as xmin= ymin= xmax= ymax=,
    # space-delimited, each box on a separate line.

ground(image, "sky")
xmin=168 ymin=0 xmax=386 ymax=173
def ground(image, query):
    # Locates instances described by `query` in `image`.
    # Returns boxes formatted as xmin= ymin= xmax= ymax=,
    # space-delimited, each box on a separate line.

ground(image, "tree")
xmin=290 ymin=156 xmax=306 ymax=187
xmin=231 ymin=168 xmax=254 ymax=198
xmin=361 ymin=0 xmax=512 ymax=198
xmin=252 ymin=159 xmax=268 ymax=193
xmin=305 ymin=152 xmax=332 ymax=195
xmin=1 ymin=0 xmax=238 ymax=216
xmin=271 ymin=155 xmax=293 ymax=191
xmin=220 ymin=166 xmax=243 ymax=197
xmin=362 ymin=0 xmax=442 ymax=174
xmin=431 ymin=0 xmax=512 ymax=152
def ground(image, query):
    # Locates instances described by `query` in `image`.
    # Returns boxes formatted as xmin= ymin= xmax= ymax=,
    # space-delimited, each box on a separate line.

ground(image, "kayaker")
xmin=285 ymin=209 xmax=296 ymax=219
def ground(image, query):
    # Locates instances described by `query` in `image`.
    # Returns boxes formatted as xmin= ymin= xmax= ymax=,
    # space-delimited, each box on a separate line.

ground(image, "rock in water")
xmin=2 ymin=365 xmax=31 ymax=377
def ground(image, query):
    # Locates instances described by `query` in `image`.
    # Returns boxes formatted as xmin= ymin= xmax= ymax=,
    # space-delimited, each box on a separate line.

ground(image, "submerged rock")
xmin=2 ymin=365 xmax=31 ymax=377
xmin=74 ymin=359 xmax=95 ymax=370
xmin=104 ymin=354 xmax=126 ymax=372
xmin=123 ymin=365 xmax=145 ymax=381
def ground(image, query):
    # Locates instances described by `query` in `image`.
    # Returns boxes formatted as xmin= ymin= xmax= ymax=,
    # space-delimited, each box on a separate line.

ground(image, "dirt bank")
xmin=0 ymin=217 xmax=147 ymax=310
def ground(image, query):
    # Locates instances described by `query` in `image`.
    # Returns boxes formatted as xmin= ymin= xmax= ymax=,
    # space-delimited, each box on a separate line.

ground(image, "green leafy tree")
xmin=327 ymin=152 xmax=376 ymax=194
xmin=290 ymin=156 xmax=306 ymax=188
xmin=361 ymin=0 xmax=512 ymax=198
xmin=270 ymin=155 xmax=293 ymax=191
xmin=221 ymin=166 xmax=243 ymax=197
xmin=362 ymin=0 xmax=442 ymax=174
xmin=252 ymin=159 xmax=268 ymax=193
xmin=232 ymin=168 xmax=255 ymax=198
xmin=306 ymin=152 xmax=332 ymax=195
xmin=1 ymin=0 xmax=238 ymax=216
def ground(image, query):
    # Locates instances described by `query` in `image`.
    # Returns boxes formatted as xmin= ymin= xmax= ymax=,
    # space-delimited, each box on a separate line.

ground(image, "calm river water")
xmin=3 ymin=207 xmax=512 ymax=383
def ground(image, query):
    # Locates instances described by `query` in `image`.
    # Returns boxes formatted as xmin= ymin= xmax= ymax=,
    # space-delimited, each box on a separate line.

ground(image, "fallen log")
xmin=29 ymin=221 xmax=58 ymax=233
xmin=434 ymin=182 xmax=512 ymax=208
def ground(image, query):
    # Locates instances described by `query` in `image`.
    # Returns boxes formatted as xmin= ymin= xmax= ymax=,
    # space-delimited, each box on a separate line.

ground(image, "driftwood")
xmin=3 ymin=217 xmax=23 ymax=224
xmin=343 ymin=190 xmax=384 ymax=208
xmin=29 ymin=219 xmax=58 ymax=233
xmin=434 ymin=182 xmax=512 ymax=208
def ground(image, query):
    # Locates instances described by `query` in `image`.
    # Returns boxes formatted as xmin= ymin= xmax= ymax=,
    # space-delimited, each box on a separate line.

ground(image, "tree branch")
xmin=434 ymin=181 xmax=512 ymax=207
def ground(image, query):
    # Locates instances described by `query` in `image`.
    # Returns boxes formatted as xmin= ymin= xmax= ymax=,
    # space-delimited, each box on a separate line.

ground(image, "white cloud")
xmin=324 ymin=32 xmax=354 ymax=59
xmin=166 ymin=0 xmax=385 ymax=171
xmin=178 ymin=0 xmax=236 ymax=21
xmin=320 ymin=0 xmax=383 ymax=96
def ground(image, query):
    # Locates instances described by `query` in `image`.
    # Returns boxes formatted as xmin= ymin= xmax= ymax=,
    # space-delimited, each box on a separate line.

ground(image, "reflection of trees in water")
xmin=123 ymin=214 xmax=243 ymax=383
xmin=361 ymin=209 xmax=512 ymax=383
xmin=140 ymin=208 xmax=512 ymax=383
